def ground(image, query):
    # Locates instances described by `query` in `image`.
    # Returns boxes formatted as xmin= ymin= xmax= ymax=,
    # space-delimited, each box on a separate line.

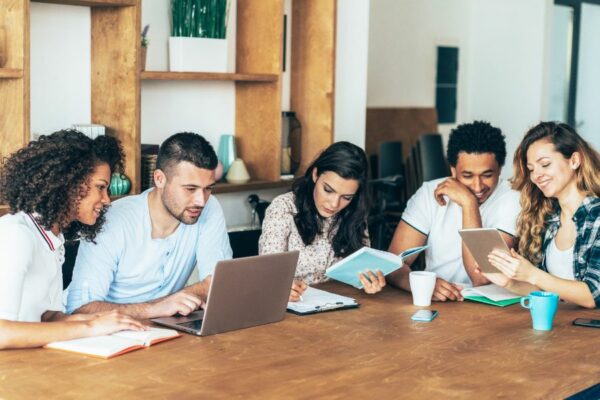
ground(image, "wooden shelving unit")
xmin=0 ymin=68 xmax=23 ymax=78
xmin=0 ymin=0 xmax=336 ymax=203
xmin=141 ymin=71 xmax=278 ymax=82
xmin=31 ymin=0 xmax=135 ymax=7
xmin=214 ymin=179 xmax=292 ymax=194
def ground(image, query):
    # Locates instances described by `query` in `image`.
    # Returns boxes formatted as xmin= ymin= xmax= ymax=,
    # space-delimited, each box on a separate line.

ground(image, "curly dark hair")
xmin=0 ymin=130 xmax=124 ymax=242
xmin=292 ymin=141 xmax=370 ymax=258
xmin=446 ymin=121 xmax=507 ymax=167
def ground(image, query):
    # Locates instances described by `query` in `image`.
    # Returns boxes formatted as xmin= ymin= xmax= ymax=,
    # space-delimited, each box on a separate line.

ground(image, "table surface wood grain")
xmin=1 ymin=282 xmax=599 ymax=399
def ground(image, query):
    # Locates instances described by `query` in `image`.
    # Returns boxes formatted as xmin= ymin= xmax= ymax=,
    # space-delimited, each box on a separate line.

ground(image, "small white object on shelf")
xmin=72 ymin=124 xmax=105 ymax=139
xmin=169 ymin=37 xmax=229 ymax=73
xmin=225 ymin=158 xmax=251 ymax=184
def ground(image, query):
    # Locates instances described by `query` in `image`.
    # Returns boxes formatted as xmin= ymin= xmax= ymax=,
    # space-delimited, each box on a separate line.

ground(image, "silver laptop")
xmin=152 ymin=251 xmax=299 ymax=336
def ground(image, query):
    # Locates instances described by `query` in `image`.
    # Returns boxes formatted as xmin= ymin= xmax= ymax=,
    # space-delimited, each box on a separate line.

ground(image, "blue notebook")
xmin=325 ymin=246 xmax=428 ymax=289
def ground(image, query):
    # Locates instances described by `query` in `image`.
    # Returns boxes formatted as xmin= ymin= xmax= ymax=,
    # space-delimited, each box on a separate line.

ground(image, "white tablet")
xmin=458 ymin=228 xmax=511 ymax=274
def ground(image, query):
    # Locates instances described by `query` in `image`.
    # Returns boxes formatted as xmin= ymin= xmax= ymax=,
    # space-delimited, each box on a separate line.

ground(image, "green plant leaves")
xmin=171 ymin=0 xmax=230 ymax=39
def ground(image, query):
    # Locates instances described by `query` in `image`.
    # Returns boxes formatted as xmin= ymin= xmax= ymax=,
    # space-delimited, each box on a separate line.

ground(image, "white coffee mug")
xmin=409 ymin=271 xmax=437 ymax=306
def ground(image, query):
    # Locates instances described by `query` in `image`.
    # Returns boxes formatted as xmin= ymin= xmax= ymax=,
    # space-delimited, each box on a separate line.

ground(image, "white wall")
xmin=334 ymin=0 xmax=370 ymax=147
xmin=467 ymin=0 xmax=549 ymax=176
xmin=30 ymin=3 xmax=90 ymax=137
xmin=368 ymin=0 xmax=553 ymax=177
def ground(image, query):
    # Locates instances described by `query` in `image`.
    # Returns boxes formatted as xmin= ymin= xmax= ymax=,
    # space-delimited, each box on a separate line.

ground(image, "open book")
xmin=461 ymin=284 xmax=522 ymax=307
xmin=325 ymin=246 xmax=428 ymax=289
xmin=287 ymin=287 xmax=358 ymax=315
xmin=45 ymin=327 xmax=181 ymax=359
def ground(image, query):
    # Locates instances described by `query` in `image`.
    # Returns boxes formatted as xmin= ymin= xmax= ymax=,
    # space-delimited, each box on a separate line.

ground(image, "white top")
xmin=545 ymin=237 xmax=575 ymax=280
xmin=401 ymin=178 xmax=521 ymax=285
xmin=66 ymin=189 xmax=232 ymax=313
xmin=0 ymin=212 xmax=65 ymax=322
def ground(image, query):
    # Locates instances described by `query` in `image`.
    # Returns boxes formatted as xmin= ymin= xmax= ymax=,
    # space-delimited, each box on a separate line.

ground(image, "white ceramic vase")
xmin=226 ymin=158 xmax=250 ymax=184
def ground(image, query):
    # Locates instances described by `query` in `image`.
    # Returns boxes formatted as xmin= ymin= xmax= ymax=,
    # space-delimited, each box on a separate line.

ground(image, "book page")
xmin=46 ymin=335 xmax=141 ymax=359
xmin=114 ymin=328 xmax=180 ymax=346
xmin=461 ymin=284 xmax=520 ymax=302
xmin=287 ymin=287 xmax=356 ymax=313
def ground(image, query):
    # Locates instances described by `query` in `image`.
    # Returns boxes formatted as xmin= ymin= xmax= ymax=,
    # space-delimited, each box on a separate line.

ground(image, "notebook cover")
xmin=464 ymin=295 xmax=521 ymax=307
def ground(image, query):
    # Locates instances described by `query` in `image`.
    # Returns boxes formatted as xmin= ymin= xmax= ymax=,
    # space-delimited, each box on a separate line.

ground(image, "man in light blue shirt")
xmin=67 ymin=132 xmax=232 ymax=319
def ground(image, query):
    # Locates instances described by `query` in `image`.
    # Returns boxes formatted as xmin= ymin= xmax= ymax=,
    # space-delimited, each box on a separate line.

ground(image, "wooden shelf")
xmin=31 ymin=0 xmax=136 ymax=7
xmin=0 ymin=69 xmax=23 ymax=79
xmin=140 ymin=71 xmax=278 ymax=83
xmin=214 ymin=179 xmax=292 ymax=194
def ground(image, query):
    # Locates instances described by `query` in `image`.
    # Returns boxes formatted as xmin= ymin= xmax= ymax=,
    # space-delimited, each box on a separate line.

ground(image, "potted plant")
xmin=169 ymin=0 xmax=231 ymax=72
xmin=140 ymin=24 xmax=149 ymax=71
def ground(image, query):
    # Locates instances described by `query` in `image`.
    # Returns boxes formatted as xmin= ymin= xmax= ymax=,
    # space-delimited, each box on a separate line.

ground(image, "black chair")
xmin=416 ymin=133 xmax=450 ymax=182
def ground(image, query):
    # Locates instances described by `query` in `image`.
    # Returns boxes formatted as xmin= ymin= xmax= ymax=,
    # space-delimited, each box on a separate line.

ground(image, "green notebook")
xmin=463 ymin=295 xmax=521 ymax=307
xmin=461 ymin=284 xmax=522 ymax=307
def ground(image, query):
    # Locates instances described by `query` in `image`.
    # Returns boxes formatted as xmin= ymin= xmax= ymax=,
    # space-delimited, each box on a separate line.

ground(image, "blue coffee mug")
xmin=520 ymin=291 xmax=559 ymax=331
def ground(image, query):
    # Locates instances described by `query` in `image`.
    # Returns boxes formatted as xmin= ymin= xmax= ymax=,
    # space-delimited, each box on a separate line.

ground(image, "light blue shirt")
xmin=66 ymin=189 xmax=232 ymax=313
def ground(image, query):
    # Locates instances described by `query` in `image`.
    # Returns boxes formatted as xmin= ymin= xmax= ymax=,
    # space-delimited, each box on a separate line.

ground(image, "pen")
xmin=299 ymin=295 xmax=304 ymax=302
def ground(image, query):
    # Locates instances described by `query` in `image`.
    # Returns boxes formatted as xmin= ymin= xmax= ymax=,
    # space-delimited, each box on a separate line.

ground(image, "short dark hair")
xmin=156 ymin=132 xmax=218 ymax=175
xmin=446 ymin=121 xmax=507 ymax=167
xmin=292 ymin=141 xmax=370 ymax=257
xmin=0 ymin=129 xmax=124 ymax=242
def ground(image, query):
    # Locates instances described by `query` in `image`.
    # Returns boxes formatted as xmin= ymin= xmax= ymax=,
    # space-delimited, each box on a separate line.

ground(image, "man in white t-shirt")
xmin=386 ymin=121 xmax=520 ymax=301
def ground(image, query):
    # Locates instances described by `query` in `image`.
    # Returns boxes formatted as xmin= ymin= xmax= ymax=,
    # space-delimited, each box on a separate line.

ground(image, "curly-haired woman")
xmin=259 ymin=141 xmax=385 ymax=301
xmin=486 ymin=122 xmax=600 ymax=308
xmin=0 ymin=130 xmax=145 ymax=349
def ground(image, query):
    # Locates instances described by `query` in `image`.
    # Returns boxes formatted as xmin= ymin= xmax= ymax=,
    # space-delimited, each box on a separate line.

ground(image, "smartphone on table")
xmin=411 ymin=310 xmax=438 ymax=322
xmin=573 ymin=318 xmax=600 ymax=328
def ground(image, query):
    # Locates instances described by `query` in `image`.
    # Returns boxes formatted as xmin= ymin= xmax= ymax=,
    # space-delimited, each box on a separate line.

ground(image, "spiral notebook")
xmin=287 ymin=287 xmax=359 ymax=315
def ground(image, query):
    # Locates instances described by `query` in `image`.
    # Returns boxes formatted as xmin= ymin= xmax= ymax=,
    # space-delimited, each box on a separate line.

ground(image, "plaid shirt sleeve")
xmin=577 ymin=199 xmax=600 ymax=307
xmin=580 ymin=224 xmax=600 ymax=307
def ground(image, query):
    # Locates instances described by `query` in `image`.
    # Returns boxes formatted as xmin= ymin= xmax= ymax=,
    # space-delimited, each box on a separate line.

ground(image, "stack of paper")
xmin=287 ymin=287 xmax=358 ymax=315
xmin=461 ymin=284 xmax=522 ymax=307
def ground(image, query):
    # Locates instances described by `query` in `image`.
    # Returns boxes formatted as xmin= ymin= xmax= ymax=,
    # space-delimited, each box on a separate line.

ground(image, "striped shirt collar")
xmin=26 ymin=213 xmax=64 ymax=252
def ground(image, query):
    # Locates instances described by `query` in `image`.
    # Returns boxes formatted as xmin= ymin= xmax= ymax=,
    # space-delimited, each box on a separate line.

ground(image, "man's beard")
xmin=161 ymin=192 xmax=202 ymax=225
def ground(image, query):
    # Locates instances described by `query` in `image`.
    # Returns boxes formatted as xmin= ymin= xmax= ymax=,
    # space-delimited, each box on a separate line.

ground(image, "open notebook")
xmin=287 ymin=287 xmax=358 ymax=315
xmin=325 ymin=246 xmax=428 ymax=289
xmin=45 ymin=327 xmax=181 ymax=359
xmin=461 ymin=284 xmax=522 ymax=307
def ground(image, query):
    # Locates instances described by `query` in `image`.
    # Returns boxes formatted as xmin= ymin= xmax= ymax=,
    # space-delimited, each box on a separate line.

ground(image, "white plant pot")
xmin=169 ymin=37 xmax=229 ymax=73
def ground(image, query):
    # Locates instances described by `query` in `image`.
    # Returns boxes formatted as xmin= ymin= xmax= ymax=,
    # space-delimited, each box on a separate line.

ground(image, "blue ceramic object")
xmin=110 ymin=172 xmax=131 ymax=196
xmin=217 ymin=134 xmax=236 ymax=176
xmin=520 ymin=291 xmax=559 ymax=331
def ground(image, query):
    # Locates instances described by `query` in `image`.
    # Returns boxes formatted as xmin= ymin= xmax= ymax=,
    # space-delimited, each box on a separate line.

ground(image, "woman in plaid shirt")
xmin=485 ymin=122 xmax=600 ymax=308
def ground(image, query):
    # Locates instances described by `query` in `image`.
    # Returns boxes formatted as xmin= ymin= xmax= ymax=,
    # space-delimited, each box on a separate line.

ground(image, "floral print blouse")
xmin=259 ymin=192 xmax=367 ymax=285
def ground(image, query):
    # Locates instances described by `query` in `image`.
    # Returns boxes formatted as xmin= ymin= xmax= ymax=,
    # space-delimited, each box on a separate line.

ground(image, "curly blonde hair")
xmin=513 ymin=122 xmax=600 ymax=265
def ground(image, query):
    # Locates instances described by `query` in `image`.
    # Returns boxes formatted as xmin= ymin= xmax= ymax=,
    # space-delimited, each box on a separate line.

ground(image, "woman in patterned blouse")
xmin=259 ymin=141 xmax=385 ymax=301
xmin=486 ymin=122 xmax=600 ymax=308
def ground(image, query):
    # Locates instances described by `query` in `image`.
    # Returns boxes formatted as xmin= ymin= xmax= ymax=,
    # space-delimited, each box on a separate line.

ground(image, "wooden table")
xmin=1 ymin=282 xmax=599 ymax=399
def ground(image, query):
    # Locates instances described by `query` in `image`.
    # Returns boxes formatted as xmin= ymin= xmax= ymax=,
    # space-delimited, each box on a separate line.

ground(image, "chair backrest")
xmin=417 ymin=133 xmax=450 ymax=182
xmin=378 ymin=141 xmax=404 ymax=178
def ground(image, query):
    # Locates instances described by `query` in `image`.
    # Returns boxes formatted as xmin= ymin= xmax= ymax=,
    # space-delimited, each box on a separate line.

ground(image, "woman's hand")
xmin=85 ymin=310 xmax=147 ymax=336
xmin=359 ymin=270 xmax=386 ymax=294
xmin=488 ymin=248 xmax=538 ymax=284
xmin=289 ymin=280 xmax=308 ymax=302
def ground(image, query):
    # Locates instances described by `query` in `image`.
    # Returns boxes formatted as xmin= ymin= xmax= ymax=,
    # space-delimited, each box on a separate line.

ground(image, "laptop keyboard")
xmin=177 ymin=320 xmax=203 ymax=330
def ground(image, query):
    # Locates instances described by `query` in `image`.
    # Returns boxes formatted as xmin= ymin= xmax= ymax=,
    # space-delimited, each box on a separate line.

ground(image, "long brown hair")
xmin=513 ymin=122 xmax=600 ymax=264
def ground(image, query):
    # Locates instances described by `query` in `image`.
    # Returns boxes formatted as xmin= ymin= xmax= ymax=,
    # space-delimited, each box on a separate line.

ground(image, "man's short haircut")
xmin=156 ymin=132 xmax=218 ymax=175
xmin=446 ymin=121 xmax=507 ymax=167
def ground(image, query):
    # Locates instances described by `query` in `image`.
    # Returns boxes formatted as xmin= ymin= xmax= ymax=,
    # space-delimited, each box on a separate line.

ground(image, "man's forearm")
xmin=386 ymin=265 xmax=412 ymax=292
xmin=73 ymin=301 xmax=155 ymax=320
xmin=182 ymin=276 xmax=212 ymax=300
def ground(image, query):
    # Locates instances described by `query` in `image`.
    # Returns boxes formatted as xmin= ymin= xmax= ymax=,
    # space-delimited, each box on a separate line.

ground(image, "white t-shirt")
xmin=401 ymin=178 xmax=520 ymax=285
xmin=546 ymin=237 xmax=575 ymax=280
xmin=0 ymin=212 xmax=65 ymax=322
